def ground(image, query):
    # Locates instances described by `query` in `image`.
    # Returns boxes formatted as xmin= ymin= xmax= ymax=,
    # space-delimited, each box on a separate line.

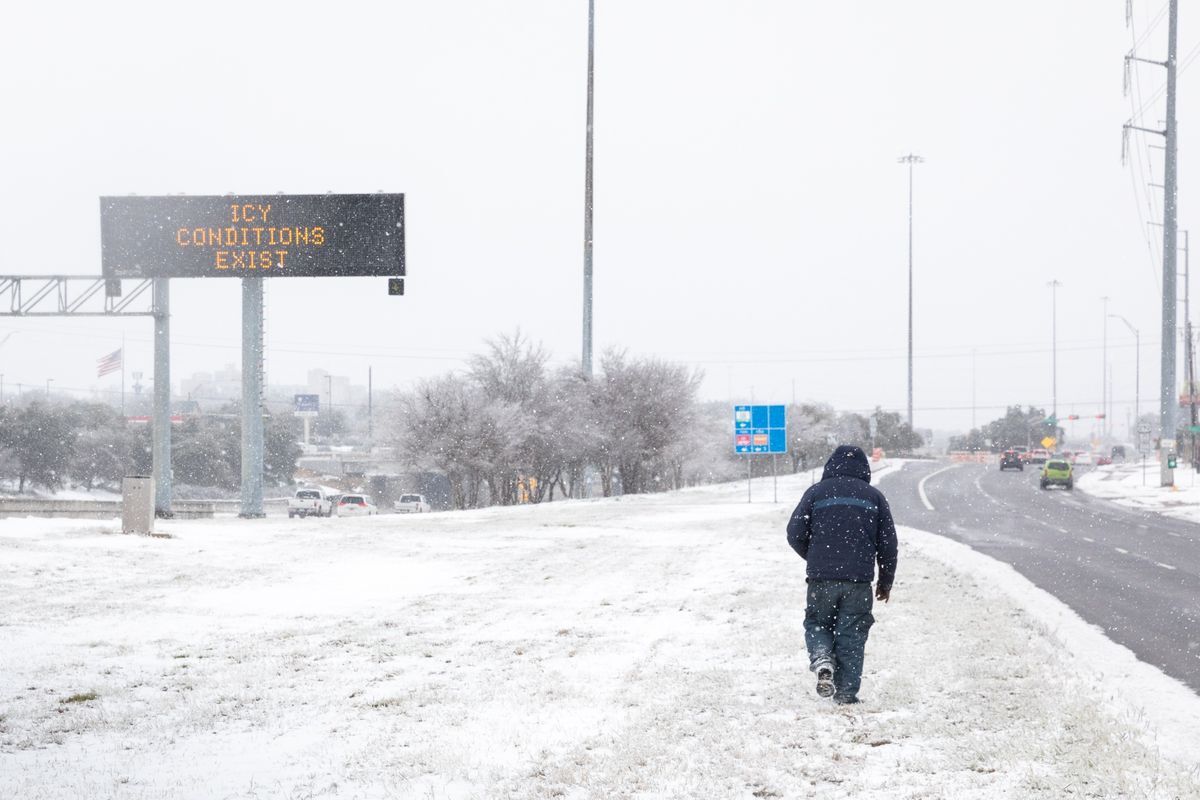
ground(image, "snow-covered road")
xmin=2 ymin=470 xmax=1199 ymax=798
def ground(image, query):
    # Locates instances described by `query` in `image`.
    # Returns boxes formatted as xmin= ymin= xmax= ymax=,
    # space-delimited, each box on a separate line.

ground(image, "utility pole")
xmin=1162 ymin=0 xmax=1180 ymax=485
xmin=582 ymin=0 xmax=595 ymax=378
xmin=899 ymin=153 xmax=924 ymax=427
xmin=1049 ymin=280 xmax=1062 ymax=422
xmin=1122 ymin=0 xmax=1178 ymax=485
xmin=1102 ymin=295 xmax=1110 ymax=439
xmin=1184 ymin=231 xmax=1197 ymax=467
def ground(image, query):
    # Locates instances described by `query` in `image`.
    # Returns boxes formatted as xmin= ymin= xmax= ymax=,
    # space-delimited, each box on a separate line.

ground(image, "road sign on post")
xmin=734 ymin=404 xmax=787 ymax=504
xmin=734 ymin=404 xmax=787 ymax=454
xmin=294 ymin=394 xmax=320 ymax=416
xmin=100 ymin=193 xmax=406 ymax=518
xmin=1137 ymin=423 xmax=1153 ymax=453
xmin=294 ymin=393 xmax=320 ymax=447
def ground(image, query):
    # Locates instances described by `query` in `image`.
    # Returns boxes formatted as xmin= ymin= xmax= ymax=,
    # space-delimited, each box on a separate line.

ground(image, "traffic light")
xmin=1168 ymin=452 xmax=1178 ymax=469
xmin=388 ymin=277 xmax=405 ymax=296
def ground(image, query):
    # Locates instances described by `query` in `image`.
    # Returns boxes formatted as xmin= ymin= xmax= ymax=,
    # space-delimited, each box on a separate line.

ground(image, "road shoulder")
xmin=901 ymin=524 xmax=1200 ymax=767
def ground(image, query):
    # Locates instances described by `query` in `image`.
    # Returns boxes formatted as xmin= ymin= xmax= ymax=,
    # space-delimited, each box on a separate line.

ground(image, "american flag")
xmin=97 ymin=348 xmax=123 ymax=378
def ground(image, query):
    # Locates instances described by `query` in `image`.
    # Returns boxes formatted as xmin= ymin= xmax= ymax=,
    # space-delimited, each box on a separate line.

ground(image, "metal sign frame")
xmin=734 ymin=403 xmax=787 ymax=504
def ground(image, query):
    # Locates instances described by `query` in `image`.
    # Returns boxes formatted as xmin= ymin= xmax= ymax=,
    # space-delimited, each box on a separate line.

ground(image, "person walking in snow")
xmin=786 ymin=445 xmax=897 ymax=704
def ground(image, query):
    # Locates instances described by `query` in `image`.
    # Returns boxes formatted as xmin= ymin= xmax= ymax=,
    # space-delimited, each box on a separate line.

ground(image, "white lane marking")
xmin=1082 ymin=536 xmax=1095 ymax=543
xmin=918 ymin=464 xmax=961 ymax=511
xmin=1157 ymin=562 xmax=1178 ymax=571
xmin=1167 ymin=531 xmax=1182 ymax=538
xmin=972 ymin=473 xmax=1002 ymax=506
xmin=1057 ymin=527 xmax=1069 ymax=534
xmin=1115 ymin=547 xmax=1129 ymax=555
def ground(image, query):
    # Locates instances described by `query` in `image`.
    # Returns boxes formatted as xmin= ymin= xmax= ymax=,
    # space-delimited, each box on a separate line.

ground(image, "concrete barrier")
xmin=948 ymin=451 xmax=994 ymax=464
xmin=122 ymin=476 xmax=154 ymax=534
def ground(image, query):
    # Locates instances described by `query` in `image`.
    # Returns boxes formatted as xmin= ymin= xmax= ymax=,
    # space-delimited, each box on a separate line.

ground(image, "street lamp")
xmin=582 ymin=0 xmax=596 ymax=378
xmin=1048 ymin=280 xmax=1062 ymax=421
xmin=1108 ymin=314 xmax=1139 ymax=433
xmin=1101 ymin=296 xmax=1110 ymax=439
xmin=899 ymin=153 xmax=924 ymax=428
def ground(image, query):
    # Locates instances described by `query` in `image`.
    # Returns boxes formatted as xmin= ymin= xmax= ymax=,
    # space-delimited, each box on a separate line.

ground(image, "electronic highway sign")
xmin=100 ymin=194 xmax=404 ymax=279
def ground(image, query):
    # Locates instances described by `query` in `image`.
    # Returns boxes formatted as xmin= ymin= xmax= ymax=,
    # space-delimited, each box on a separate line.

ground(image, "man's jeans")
xmin=804 ymin=579 xmax=875 ymax=699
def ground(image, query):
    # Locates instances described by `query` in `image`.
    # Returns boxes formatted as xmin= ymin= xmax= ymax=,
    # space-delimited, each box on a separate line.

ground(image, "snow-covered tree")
xmin=592 ymin=350 xmax=702 ymax=495
xmin=0 ymin=402 xmax=75 ymax=492
xmin=391 ymin=374 xmax=521 ymax=509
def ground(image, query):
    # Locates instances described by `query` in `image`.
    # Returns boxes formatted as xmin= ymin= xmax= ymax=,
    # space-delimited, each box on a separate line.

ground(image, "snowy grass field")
xmin=3 ymin=468 xmax=1200 ymax=799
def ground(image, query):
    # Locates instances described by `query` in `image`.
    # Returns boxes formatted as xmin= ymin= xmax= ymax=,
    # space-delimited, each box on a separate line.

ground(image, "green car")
xmin=1040 ymin=459 xmax=1073 ymax=490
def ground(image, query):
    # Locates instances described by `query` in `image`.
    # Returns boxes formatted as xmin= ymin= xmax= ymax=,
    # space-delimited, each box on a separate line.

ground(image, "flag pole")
xmin=121 ymin=333 xmax=126 ymax=418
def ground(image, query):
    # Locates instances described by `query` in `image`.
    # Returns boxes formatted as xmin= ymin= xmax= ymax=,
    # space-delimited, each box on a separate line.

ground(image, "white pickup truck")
xmin=288 ymin=488 xmax=334 ymax=518
xmin=393 ymin=493 xmax=432 ymax=514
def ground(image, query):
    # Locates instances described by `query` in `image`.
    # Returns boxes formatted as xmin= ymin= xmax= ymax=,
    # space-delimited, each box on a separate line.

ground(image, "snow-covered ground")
xmin=3 ymin=466 xmax=1199 ymax=799
xmin=1078 ymin=460 xmax=1200 ymax=524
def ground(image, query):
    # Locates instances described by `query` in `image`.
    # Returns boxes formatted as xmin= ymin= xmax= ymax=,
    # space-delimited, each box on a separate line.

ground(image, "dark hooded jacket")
xmin=786 ymin=446 xmax=897 ymax=589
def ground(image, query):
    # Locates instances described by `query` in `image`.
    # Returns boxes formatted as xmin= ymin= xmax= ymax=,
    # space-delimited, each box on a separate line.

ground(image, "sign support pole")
xmin=773 ymin=454 xmax=778 ymax=503
xmin=240 ymin=276 xmax=265 ymax=518
xmin=747 ymin=455 xmax=752 ymax=503
xmin=152 ymin=278 xmax=172 ymax=517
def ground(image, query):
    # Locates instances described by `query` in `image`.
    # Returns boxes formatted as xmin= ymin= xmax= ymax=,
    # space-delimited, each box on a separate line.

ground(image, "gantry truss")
xmin=0 ymin=275 xmax=155 ymax=316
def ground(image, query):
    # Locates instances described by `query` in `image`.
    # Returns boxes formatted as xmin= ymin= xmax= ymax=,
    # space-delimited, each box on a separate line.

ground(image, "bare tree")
xmin=392 ymin=375 xmax=521 ymax=509
xmin=593 ymin=350 xmax=702 ymax=495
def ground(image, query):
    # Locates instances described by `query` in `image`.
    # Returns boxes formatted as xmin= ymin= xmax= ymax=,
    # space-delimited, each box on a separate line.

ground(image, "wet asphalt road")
xmin=880 ymin=460 xmax=1200 ymax=694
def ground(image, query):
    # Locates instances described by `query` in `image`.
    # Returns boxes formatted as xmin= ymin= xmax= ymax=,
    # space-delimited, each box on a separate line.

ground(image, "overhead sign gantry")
xmin=95 ymin=193 xmax=405 ymax=518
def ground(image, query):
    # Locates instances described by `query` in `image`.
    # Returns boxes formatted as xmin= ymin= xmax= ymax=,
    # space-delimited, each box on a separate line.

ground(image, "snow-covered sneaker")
xmin=834 ymin=694 xmax=860 ymax=705
xmin=814 ymin=664 xmax=835 ymax=698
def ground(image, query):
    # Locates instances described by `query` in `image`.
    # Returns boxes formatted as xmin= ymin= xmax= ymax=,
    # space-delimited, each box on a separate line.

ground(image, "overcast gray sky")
xmin=0 ymin=1 xmax=1194 ymax=438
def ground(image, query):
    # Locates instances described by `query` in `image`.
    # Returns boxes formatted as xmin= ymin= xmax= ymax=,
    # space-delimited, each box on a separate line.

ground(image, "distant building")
xmin=180 ymin=365 xmax=242 ymax=408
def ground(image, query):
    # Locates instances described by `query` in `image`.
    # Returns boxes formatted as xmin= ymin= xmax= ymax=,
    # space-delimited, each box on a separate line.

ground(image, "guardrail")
xmin=0 ymin=499 xmax=218 ymax=520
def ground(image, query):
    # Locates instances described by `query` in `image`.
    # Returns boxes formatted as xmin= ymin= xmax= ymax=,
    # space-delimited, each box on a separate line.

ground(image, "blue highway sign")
xmin=733 ymin=404 xmax=787 ymax=454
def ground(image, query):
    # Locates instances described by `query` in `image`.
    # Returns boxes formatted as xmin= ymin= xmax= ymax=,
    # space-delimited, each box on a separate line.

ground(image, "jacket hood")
xmin=822 ymin=445 xmax=872 ymax=483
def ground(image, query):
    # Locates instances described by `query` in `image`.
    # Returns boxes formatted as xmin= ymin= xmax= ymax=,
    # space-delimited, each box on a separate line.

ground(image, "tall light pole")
xmin=582 ymin=0 xmax=595 ymax=378
xmin=45 ymin=378 xmax=53 ymax=399
xmin=1109 ymin=313 xmax=1139 ymax=433
xmin=1101 ymin=295 xmax=1110 ymax=439
xmin=1048 ymin=280 xmax=1062 ymax=422
xmin=899 ymin=153 xmax=924 ymax=427
xmin=971 ymin=348 xmax=977 ymax=430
